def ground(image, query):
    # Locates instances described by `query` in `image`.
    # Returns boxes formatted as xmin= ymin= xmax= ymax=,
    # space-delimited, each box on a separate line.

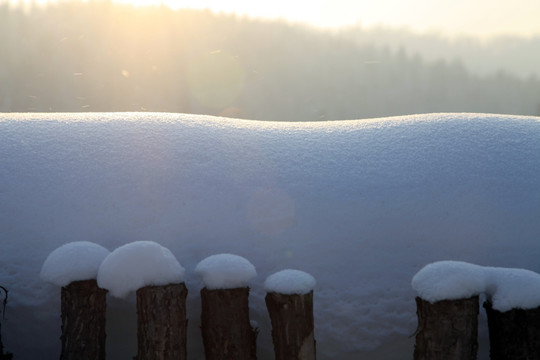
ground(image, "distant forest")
xmin=1 ymin=1 xmax=540 ymax=120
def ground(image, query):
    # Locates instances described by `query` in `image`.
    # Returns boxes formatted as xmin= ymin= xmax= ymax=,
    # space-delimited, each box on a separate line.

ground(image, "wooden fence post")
xmin=414 ymin=296 xmax=478 ymax=360
xmin=60 ymin=279 xmax=107 ymax=360
xmin=484 ymin=301 xmax=540 ymax=359
xmin=265 ymin=291 xmax=315 ymax=360
xmin=200 ymin=287 xmax=257 ymax=360
xmin=96 ymin=241 xmax=187 ymax=360
xmin=0 ymin=286 xmax=12 ymax=360
xmin=135 ymin=282 xmax=188 ymax=360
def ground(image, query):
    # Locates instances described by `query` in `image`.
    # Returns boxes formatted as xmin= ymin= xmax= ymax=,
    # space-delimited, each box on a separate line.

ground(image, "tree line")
xmin=1 ymin=1 xmax=539 ymax=120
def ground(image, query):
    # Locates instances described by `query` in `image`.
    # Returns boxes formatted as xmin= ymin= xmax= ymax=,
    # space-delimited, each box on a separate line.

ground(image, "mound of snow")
xmin=40 ymin=241 xmax=110 ymax=287
xmin=97 ymin=241 xmax=185 ymax=298
xmin=264 ymin=269 xmax=316 ymax=295
xmin=412 ymin=261 xmax=540 ymax=311
xmin=411 ymin=261 xmax=487 ymax=302
xmin=195 ymin=253 xmax=256 ymax=290
xmin=1 ymin=112 xmax=539 ymax=360
xmin=486 ymin=267 xmax=540 ymax=312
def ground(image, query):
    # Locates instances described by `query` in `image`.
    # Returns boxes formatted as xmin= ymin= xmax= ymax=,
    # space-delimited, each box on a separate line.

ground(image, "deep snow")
xmin=1 ymin=112 xmax=540 ymax=359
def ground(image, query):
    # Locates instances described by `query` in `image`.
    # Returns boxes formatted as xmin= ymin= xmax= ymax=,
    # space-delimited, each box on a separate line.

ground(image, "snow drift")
xmin=1 ymin=112 xmax=539 ymax=359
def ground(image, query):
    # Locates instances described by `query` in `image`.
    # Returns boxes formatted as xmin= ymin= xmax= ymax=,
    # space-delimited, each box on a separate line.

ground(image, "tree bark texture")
xmin=200 ymin=287 xmax=257 ymax=360
xmin=136 ymin=283 xmax=188 ymax=360
xmin=413 ymin=296 xmax=478 ymax=360
xmin=265 ymin=291 xmax=316 ymax=360
xmin=484 ymin=301 xmax=540 ymax=360
xmin=60 ymin=279 xmax=107 ymax=360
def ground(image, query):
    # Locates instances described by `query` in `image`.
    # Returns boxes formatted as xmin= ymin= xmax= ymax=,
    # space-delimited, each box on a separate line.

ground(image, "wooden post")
xmin=0 ymin=286 xmax=12 ymax=360
xmin=200 ymin=287 xmax=257 ymax=360
xmin=484 ymin=301 xmax=540 ymax=360
xmin=60 ymin=279 xmax=107 ymax=360
xmin=265 ymin=290 xmax=315 ymax=360
xmin=413 ymin=296 xmax=478 ymax=360
xmin=135 ymin=283 xmax=188 ymax=360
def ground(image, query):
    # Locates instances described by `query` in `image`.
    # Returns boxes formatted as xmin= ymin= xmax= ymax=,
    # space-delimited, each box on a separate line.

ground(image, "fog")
xmin=0 ymin=1 xmax=539 ymax=120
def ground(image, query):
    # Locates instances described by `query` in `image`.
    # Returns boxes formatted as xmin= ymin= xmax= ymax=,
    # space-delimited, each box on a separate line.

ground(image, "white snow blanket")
xmin=1 ymin=112 xmax=539 ymax=359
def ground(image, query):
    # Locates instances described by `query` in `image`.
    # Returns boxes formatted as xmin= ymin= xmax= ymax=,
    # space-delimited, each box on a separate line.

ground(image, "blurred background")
xmin=1 ymin=0 xmax=539 ymax=120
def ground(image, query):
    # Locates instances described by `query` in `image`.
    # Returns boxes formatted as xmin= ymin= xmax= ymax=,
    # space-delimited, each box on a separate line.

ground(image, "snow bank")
xmin=40 ymin=241 xmax=110 ymax=287
xmin=1 ymin=112 xmax=539 ymax=360
xmin=195 ymin=254 xmax=256 ymax=290
xmin=97 ymin=241 xmax=185 ymax=298
xmin=264 ymin=269 xmax=316 ymax=295
xmin=412 ymin=261 xmax=540 ymax=311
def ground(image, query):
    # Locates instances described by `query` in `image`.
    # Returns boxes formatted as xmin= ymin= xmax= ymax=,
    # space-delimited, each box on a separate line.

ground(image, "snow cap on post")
xmin=264 ymin=269 xmax=316 ymax=295
xmin=97 ymin=241 xmax=185 ymax=298
xmin=40 ymin=241 xmax=110 ymax=287
xmin=411 ymin=260 xmax=487 ymax=303
xmin=195 ymin=253 xmax=256 ymax=290
xmin=485 ymin=267 xmax=540 ymax=312
xmin=412 ymin=260 xmax=540 ymax=311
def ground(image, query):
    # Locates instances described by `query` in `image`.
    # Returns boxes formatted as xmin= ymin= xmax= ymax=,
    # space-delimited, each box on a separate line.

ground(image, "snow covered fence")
xmin=4 ymin=112 xmax=540 ymax=360
xmin=195 ymin=254 xmax=258 ymax=360
xmin=41 ymin=242 xmax=319 ymax=360
xmin=40 ymin=242 xmax=110 ymax=360
xmin=264 ymin=270 xmax=316 ymax=360
xmin=412 ymin=261 xmax=540 ymax=360
xmin=97 ymin=241 xmax=187 ymax=360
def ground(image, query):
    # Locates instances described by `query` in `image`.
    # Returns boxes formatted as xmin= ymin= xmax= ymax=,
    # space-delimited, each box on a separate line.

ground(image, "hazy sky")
xmin=10 ymin=0 xmax=540 ymax=38
xmin=123 ymin=0 xmax=540 ymax=38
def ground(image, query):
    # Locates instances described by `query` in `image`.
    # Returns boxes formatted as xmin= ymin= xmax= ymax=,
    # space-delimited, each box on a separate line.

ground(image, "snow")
xmin=411 ymin=261 xmax=487 ymax=302
xmin=40 ymin=241 xmax=110 ymax=287
xmin=195 ymin=254 xmax=256 ymax=290
xmin=264 ymin=269 xmax=316 ymax=295
xmin=97 ymin=241 xmax=185 ymax=298
xmin=485 ymin=267 xmax=540 ymax=312
xmin=1 ymin=112 xmax=540 ymax=360
xmin=412 ymin=261 xmax=540 ymax=312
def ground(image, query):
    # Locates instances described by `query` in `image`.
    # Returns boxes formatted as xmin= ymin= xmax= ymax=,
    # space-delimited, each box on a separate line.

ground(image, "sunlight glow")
xmin=5 ymin=0 xmax=540 ymax=37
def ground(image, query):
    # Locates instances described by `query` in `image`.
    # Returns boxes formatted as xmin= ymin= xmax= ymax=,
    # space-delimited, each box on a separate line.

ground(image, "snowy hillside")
xmin=1 ymin=112 xmax=539 ymax=359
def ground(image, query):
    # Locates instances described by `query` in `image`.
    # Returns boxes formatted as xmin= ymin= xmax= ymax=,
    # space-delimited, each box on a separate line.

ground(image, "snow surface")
xmin=412 ymin=261 xmax=540 ymax=311
xmin=97 ymin=241 xmax=185 ymax=298
xmin=264 ymin=269 xmax=316 ymax=295
xmin=1 ymin=112 xmax=540 ymax=360
xmin=40 ymin=241 xmax=110 ymax=287
xmin=195 ymin=253 xmax=256 ymax=290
